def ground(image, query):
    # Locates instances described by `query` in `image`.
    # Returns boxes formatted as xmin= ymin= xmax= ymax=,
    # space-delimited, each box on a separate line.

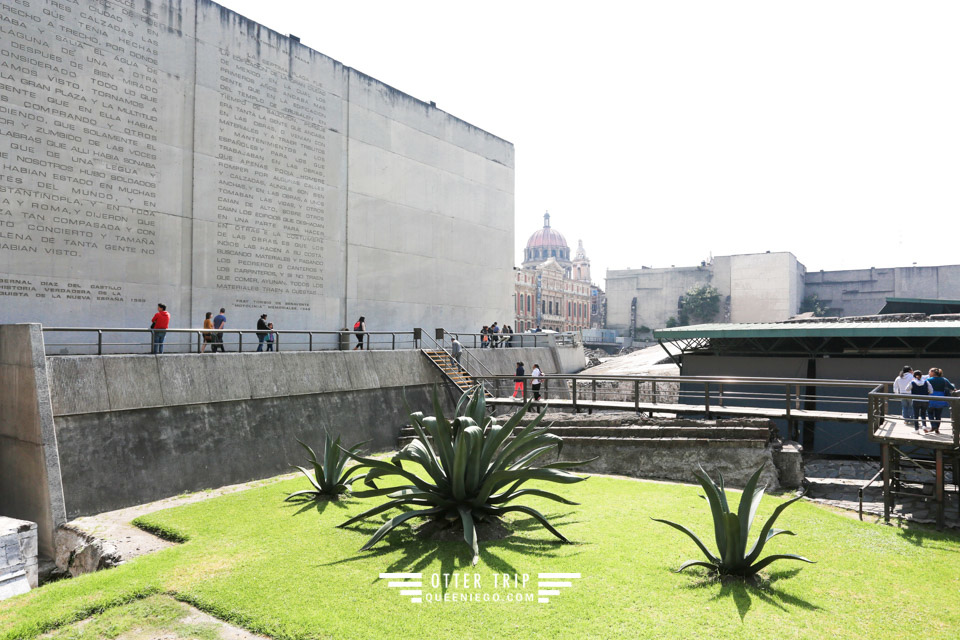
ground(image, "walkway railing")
xmin=866 ymin=386 xmax=959 ymax=528
xmin=41 ymin=326 xmax=583 ymax=356
xmin=442 ymin=331 xmax=579 ymax=349
xmin=470 ymin=373 xmax=887 ymax=423
xmin=41 ymin=327 xmax=419 ymax=355
xmin=867 ymin=387 xmax=959 ymax=449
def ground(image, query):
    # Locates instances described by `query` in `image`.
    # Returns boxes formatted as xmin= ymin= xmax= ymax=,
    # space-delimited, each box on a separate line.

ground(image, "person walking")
xmin=893 ymin=365 xmax=915 ymax=427
xmin=201 ymin=311 xmax=214 ymax=353
xmin=265 ymin=322 xmax=276 ymax=352
xmin=256 ymin=314 xmax=269 ymax=352
xmin=480 ymin=325 xmax=490 ymax=349
xmin=531 ymin=363 xmax=543 ymax=403
xmin=353 ymin=316 xmax=366 ymax=350
xmin=150 ymin=303 xmax=170 ymax=354
xmin=491 ymin=322 xmax=500 ymax=348
xmin=925 ymin=367 xmax=956 ymax=434
xmin=451 ymin=337 xmax=463 ymax=364
xmin=212 ymin=308 xmax=227 ymax=353
xmin=910 ymin=369 xmax=932 ymax=433
xmin=512 ymin=361 xmax=525 ymax=399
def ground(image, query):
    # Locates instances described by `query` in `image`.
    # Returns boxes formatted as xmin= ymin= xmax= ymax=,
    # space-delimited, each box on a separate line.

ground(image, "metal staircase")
xmin=421 ymin=349 xmax=493 ymax=397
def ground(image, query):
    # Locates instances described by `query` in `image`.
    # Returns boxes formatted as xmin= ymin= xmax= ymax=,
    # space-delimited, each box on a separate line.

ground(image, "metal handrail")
xmin=469 ymin=373 xmax=888 ymax=419
xmin=867 ymin=386 xmax=960 ymax=448
xmin=435 ymin=331 xmax=498 ymax=382
xmin=470 ymin=373 xmax=887 ymax=388
xmin=445 ymin=331 xmax=579 ymax=349
xmin=41 ymin=326 xmax=418 ymax=355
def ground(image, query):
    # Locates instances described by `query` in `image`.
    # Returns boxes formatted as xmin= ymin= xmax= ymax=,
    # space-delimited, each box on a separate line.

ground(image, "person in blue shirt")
xmin=212 ymin=308 xmax=227 ymax=353
xmin=924 ymin=367 xmax=956 ymax=434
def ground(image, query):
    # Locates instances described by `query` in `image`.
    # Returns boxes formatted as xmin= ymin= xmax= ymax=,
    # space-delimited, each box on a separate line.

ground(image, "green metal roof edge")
xmin=884 ymin=296 xmax=960 ymax=305
xmin=654 ymin=321 xmax=960 ymax=340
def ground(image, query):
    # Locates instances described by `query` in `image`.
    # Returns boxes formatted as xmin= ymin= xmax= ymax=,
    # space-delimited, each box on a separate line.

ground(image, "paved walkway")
xmin=805 ymin=459 xmax=960 ymax=530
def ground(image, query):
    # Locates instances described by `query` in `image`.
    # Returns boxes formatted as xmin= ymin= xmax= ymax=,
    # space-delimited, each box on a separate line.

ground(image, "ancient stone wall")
xmin=0 ymin=0 xmax=514 ymax=332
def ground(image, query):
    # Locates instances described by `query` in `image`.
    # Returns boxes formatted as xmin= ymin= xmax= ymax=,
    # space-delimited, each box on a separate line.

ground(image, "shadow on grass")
xmin=682 ymin=567 xmax=820 ymax=621
xmin=321 ymin=508 xmax=583 ymax=590
xmin=897 ymin=522 xmax=960 ymax=552
xmin=282 ymin=495 xmax=353 ymax=517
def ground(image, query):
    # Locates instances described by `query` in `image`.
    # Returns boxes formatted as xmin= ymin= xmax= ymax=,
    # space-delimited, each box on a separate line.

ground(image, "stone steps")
xmin=421 ymin=349 xmax=491 ymax=397
xmin=397 ymin=424 xmax=772 ymax=450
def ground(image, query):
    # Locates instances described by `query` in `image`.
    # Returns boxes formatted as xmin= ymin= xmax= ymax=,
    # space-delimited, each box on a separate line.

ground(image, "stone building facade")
xmin=514 ymin=213 xmax=597 ymax=332
xmin=606 ymin=252 xmax=960 ymax=334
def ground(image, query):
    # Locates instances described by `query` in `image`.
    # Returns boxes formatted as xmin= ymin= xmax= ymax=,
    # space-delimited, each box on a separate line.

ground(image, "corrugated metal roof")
xmin=654 ymin=321 xmax=960 ymax=340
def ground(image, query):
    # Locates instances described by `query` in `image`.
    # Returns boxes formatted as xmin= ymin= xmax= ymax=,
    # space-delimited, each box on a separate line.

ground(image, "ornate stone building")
xmin=514 ymin=213 xmax=601 ymax=332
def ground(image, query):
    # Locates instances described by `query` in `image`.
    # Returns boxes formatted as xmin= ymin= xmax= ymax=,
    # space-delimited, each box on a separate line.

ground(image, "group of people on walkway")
xmin=480 ymin=322 xmax=516 ymax=348
xmin=148 ymin=306 xmax=369 ymax=354
xmin=893 ymin=365 xmax=956 ymax=434
xmin=510 ymin=361 xmax=543 ymax=402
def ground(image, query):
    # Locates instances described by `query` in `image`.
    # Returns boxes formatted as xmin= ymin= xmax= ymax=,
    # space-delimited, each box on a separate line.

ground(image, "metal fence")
xmin=470 ymin=373 xmax=887 ymax=419
xmin=41 ymin=327 xmax=582 ymax=356
xmin=440 ymin=331 xmax=579 ymax=350
xmin=41 ymin=327 xmax=420 ymax=355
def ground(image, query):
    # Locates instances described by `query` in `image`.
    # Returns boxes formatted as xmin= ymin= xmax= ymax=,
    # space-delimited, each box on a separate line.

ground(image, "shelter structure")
xmin=655 ymin=317 xmax=960 ymax=455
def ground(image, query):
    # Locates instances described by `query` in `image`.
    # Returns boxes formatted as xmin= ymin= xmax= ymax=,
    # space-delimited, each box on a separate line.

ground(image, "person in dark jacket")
xmin=256 ymin=314 xmax=269 ymax=352
xmin=910 ymin=369 xmax=932 ymax=433
xmin=925 ymin=367 xmax=955 ymax=434
xmin=353 ymin=317 xmax=366 ymax=350
xmin=512 ymin=362 xmax=525 ymax=399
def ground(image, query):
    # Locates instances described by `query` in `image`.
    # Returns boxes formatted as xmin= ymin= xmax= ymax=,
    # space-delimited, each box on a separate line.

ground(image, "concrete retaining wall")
xmin=465 ymin=345 xmax=585 ymax=376
xmin=0 ymin=326 xmax=65 ymax=558
xmin=1 ymin=324 xmax=583 ymax=550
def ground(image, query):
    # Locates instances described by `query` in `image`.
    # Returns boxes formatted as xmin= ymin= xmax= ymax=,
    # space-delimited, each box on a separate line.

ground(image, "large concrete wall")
xmin=805 ymin=265 xmax=960 ymax=317
xmin=606 ymin=253 xmax=960 ymax=332
xmin=605 ymin=252 xmax=803 ymax=332
xmin=726 ymin=253 xmax=803 ymax=323
xmin=0 ymin=0 xmax=514 ymax=332
xmin=605 ymin=265 xmax=713 ymax=332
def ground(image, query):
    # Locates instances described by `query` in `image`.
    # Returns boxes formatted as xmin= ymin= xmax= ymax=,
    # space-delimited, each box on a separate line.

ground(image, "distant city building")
xmin=605 ymin=252 xmax=960 ymax=334
xmin=514 ymin=213 xmax=602 ymax=332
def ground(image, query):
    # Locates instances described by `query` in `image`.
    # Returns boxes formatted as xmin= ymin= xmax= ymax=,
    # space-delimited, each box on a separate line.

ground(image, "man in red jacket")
xmin=151 ymin=303 xmax=170 ymax=354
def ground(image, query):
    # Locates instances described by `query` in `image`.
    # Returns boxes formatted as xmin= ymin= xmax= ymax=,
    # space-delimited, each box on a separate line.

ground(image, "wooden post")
xmin=881 ymin=444 xmax=891 ymax=523
xmin=634 ymin=380 xmax=640 ymax=413
xmin=936 ymin=449 xmax=944 ymax=530
xmin=704 ymin=382 xmax=711 ymax=419
xmin=572 ymin=380 xmax=578 ymax=413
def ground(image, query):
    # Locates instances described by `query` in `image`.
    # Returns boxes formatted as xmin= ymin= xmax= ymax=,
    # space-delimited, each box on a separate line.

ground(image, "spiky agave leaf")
xmin=286 ymin=433 xmax=367 ymax=500
xmin=654 ymin=464 xmax=813 ymax=577
xmin=340 ymin=387 xmax=591 ymax=560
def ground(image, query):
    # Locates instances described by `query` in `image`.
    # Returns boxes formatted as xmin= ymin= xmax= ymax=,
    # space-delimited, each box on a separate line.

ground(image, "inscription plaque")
xmin=0 ymin=0 xmax=515 ymax=333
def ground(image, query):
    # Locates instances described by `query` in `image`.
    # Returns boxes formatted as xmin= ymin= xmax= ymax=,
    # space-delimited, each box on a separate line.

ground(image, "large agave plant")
xmin=340 ymin=386 xmax=592 ymax=564
xmin=285 ymin=433 xmax=369 ymax=500
xmin=653 ymin=465 xmax=814 ymax=577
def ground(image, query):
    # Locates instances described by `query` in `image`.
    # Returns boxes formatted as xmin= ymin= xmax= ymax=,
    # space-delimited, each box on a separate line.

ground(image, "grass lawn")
xmin=1 ymin=473 xmax=958 ymax=639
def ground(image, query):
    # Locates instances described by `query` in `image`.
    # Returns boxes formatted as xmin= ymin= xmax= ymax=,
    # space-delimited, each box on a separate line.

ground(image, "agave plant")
xmin=285 ymin=432 xmax=369 ymax=500
xmin=652 ymin=465 xmax=814 ymax=577
xmin=340 ymin=386 xmax=592 ymax=564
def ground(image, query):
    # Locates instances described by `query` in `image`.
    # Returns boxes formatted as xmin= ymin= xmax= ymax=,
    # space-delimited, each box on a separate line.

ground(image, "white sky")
xmin=216 ymin=0 xmax=960 ymax=284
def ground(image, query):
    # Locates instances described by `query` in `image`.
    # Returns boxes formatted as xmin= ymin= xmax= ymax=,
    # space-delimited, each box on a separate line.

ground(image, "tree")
xmin=800 ymin=294 xmax=828 ymax=317
xmin=681 ymin=284 xmax=720 ymax=323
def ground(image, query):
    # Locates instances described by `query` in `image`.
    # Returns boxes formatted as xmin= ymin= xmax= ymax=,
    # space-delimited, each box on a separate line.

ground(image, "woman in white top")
xmin=531 ymin=364 xmax=543 ymax=402
xmin=892 ymin=365 xmax=915 ymax=426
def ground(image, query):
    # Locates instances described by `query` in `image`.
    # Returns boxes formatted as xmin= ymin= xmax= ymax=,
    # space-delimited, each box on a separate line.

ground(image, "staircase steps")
xmin=421 ymin=349 xmax=493 ymax=398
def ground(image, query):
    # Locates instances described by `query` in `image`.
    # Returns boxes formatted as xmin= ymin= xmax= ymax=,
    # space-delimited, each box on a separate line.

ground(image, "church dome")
xmin=523 ymin=212 xmax=571 ymax=267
